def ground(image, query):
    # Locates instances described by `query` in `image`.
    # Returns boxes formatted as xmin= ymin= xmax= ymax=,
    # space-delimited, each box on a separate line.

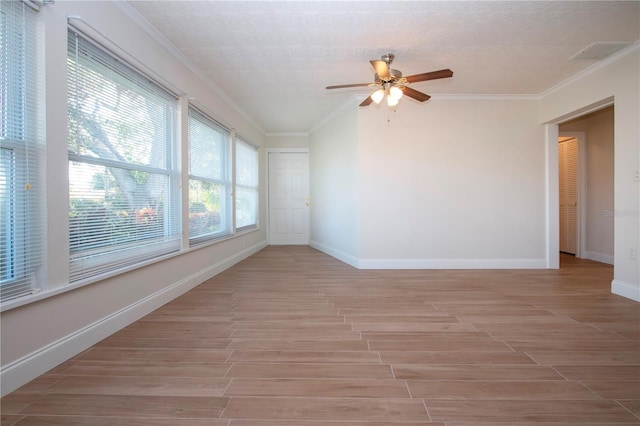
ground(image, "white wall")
xmin=309 ymin=97 xmax=546 ymax=269
xmin=0 ymin=1 xmax=267 ymax=395
xmin=540 ymin=45 xmax=640 ymax=301
xmin=309 ymin=100 xmax=360 ymax=266
xmin=356 ymin=98 xmax=546 ymax=268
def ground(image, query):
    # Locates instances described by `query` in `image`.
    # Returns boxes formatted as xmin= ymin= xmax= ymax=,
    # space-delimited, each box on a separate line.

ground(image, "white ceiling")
xmin=128 ymin=1 xmax=639 ymax=134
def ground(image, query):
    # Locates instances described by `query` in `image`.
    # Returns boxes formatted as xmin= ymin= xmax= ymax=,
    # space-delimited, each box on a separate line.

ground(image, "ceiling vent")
xmin=570 ymin=41 xmax=631 ymax=60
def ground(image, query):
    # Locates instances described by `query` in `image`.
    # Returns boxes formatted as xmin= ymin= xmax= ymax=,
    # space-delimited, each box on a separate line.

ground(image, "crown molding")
xmin=429 ymin=94 xmax=540 ymax=101
xmin=265 ymin=132 xmax=310 ymax=137
xmin=111 ymin=0 xmax=265 ymax=134
xmin=540 ymin=41 xmax=639 ymax=99
xmin=308 ymin=96 xmax=360 ymax=134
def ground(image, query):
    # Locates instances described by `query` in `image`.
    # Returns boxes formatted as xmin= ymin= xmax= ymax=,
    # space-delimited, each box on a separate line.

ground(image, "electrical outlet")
xmin=630 ymin=248 xmax=638 ymax=260
xmin=635 ymin=171 xmax=640 ymax=182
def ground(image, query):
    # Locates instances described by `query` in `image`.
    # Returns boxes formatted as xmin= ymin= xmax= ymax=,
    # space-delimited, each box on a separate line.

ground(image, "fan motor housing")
xmin=376 ymin=69 xmax=402 ymax=83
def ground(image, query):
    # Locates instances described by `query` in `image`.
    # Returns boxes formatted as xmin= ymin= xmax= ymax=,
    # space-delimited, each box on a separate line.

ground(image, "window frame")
xmin=66 ymin=27 xmax=182 ymax=284
xmin=234 ymin=136 xmax=259 ymax=231
xmin=187 ymin=106 xmax=233 ymax=245
xmin=0 ymin=0 xmax=42 ymax=303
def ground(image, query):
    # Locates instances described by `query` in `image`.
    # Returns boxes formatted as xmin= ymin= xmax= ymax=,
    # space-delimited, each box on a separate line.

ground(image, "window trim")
xmin=66 ymin=26 xmax=182 ymax=283
xmin=234 ymin=136 xmax=259 ymax=232
xmin=187 ymin=105 xmax=233 ymax=245
xmin=0 ymin=0 xmax=42 ymax=304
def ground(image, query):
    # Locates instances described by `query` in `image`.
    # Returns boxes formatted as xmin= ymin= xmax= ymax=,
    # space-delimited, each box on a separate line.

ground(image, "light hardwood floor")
xmin=2 ymin=246 xmax=639 ymax=425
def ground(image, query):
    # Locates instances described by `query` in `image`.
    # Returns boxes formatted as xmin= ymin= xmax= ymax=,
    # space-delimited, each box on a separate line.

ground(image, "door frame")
xmin=558 ymin=132 xmax=587 ymax=259
xmin=544 ymin=96 xmax=613 ymax=268
xmin=265 ymin=148 xmax=310 ymax=245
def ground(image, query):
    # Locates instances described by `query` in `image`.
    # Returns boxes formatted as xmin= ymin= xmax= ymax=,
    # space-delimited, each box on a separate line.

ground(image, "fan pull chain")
xmin=387 ymin=106 xmax=397 ymax=126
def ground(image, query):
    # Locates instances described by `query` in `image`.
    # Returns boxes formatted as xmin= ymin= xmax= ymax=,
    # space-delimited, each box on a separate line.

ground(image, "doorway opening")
xmin=555 ymin=105 xmax=615 ymax=268
xmin=558 ymin=134 xmax=581 ymax=257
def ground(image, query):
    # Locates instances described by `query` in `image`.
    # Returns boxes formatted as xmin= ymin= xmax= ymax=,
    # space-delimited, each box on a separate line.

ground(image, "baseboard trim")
xmin=0 ymin=240 xmax=266 ymax=397
xmin=309 ymin=240 xmax=359 ymax=268
xmin=584 ymin=250 xmax=614 ymax=265
xmin=611 ymin=279 xmax=640 ymax=302
xmin=358 ymin=258 xmax=547 ymax=269
xmin=306 ymin=245 xmax=547 ymax=270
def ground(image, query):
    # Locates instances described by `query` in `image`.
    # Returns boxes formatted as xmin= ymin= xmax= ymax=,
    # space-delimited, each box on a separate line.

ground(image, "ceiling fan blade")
xmin=404 ymin=68 xmax=453 ymax=83
xmin=401 ymin=86 xmax=431 ymax=102
xmin=359 ymin=95 xmax=374 ymax=107
xmin=370 ymin=60 xmax=390 ymax=79
xmin=326 ymin=82 xmax=372 ymax=89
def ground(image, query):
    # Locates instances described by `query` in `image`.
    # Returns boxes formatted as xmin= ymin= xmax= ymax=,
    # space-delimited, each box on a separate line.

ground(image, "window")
xmin=67 ymin=28 xmax=181 ymax=282
xmin=235 ymin=138 xmax=258 ymax=230
xmin=188 ymin=107 xmax=231 ymax=243
xmin=0 ymin=0 xmax=41 ymax=303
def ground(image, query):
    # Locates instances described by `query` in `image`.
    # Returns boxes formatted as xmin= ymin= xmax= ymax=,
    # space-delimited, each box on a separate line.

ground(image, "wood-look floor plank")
xmin=426 ymin=399 xmax=639 ymax=423
xmin=227 ymin=339 xmax=369 ymax=351
xmin=229 ymin=422 xmax=441 ymax=426
xmin=379 ymin=351 xmax=536 ymax=365
xmin=0 ymin=394 xmax=46 ymax=415
xmin=61 ymin=360 xmax=231 ymax=377
xmin=526 ymin=351 xmax=640 ymax=365
xmin=392 ymin=365 xmax=565 ymax=380
xmin=362 ymin=331 xmax=496 ymax=342
xmin=44 ymin=376 xmax=231 ymax=397
xmin=95 ymin=336 xmax=231 ymax=349
xmin=229 ymin=329 xmax=362 ymax=340
xmin=224 ymin=363 xmax=394 ymax=379
xmin=76 ymin=348 xmax=231 ymax=363
xmin=553 ymin=365 xmax=640 ymax=381
xmin=224 ymin=379 xmax=410 ymax=398
xmin=446 ymin=422 xmax=636 ymax=426
xmin=11 ymin=417 xmax=229 ymax=426
xmin=351 ymin=322 xmax=477 ymax=332
xmin=488 ymin=330 xmax=628 ymax=341
xmin=221 ymin=397 xmax=428 ymax=421
xmin=408 ymin=380 xmax=599 ymax=400
xmin=2 ymin=247 xmax=636 ymax=424
xmin=21 ymin=394 xmax=229 ymax=418
xmin=582 ymin=380 xmax=640 ymax=399
xmin=226 ymin=350 xmax=381 ymax=364
xmin=506 ymin=339 xmax=640 ymax=351
xmin=369 ymin=340 xmax=512 ymax=352
xmin=1 ymin=415 xmax=24 ymax=426
xmin=619 ymin=400 xmax=640 ymax=417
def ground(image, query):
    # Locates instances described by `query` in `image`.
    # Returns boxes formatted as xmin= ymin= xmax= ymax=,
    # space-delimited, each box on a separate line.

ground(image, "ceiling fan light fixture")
xmin=328 ymin=54 xmax=453 ymax=108
xmin=371 ymin=89 xmax=385 ymax=104
xmin=389 ymin=86 xmax=403 ymax=100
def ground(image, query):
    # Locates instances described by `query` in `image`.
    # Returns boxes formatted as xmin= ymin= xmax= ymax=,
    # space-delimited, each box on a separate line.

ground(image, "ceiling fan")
xmin=326 ymin=53 xmax=453 ymax=107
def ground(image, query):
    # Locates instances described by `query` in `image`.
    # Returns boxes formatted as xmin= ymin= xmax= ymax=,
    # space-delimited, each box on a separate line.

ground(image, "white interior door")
xmin=268 ymin=152 xmax=310 ymax=245
xmin=559 ymin=138 xmax=578 ymax=254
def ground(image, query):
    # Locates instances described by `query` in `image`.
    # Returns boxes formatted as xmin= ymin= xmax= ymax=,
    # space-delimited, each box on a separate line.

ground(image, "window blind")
xmin=235 ymin=138 xmax=259 ymax=229
xmin=187 ymin=107 xmax=231 ymax=243
xmin=67 ymin=28 xmax=181 ymax=283
xmin=0 ymin=0 xmax=42 ymax=303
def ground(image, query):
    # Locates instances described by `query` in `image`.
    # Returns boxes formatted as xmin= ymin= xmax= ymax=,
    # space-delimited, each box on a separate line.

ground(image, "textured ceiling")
xmin=128 ymin=1 xmax=640 ymax=134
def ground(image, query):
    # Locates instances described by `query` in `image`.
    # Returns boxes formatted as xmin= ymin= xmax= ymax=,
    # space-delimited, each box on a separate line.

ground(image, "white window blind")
xmin=235 ymin=138 xmax=258 ymax=230
xmin=187 ymin=107 xmax=231 ymax=243
xmin=0 ymin=0 xmax=42 ymax=303
xmin=67 ymin=28 xmax=181 ymax=283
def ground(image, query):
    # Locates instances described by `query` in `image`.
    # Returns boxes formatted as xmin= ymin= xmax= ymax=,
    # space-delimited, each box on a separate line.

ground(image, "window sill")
xmin=0 ymin=226 xmax=262 ymax=313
